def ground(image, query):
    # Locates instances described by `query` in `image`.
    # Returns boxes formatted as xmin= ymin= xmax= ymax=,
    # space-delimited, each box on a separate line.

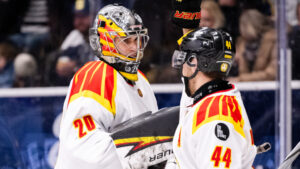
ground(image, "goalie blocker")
xmin=110 ymin=106 xmax=273 ymax=169
xmin=110 ymin=106 xmax=179 ymax=168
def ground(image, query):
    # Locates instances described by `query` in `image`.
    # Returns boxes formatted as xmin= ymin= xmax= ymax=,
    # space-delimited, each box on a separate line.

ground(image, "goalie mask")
xmin=172 ymin=27 xmax=235 ymax=79
xmin=89 ymin=4 xmax=149 ymax=81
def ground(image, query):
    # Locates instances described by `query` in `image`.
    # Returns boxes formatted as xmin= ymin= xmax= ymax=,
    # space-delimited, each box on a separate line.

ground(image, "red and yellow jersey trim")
xmin=177 ymin=127 xmax=182 ymax=147
xmin=192 ymin=95 xmax=245 ymax=138
xmin=68 ymin=61 xmax=117 ymax=116
xmin=138 ymin=70 xmax=149 ymax=83
xmin=250 ymin=129 xmax=254 ymax=145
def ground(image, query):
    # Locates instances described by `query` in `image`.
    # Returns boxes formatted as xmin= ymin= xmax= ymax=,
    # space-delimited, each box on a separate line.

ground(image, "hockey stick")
xmin=278 ymin=141 xmax=300 ymax=169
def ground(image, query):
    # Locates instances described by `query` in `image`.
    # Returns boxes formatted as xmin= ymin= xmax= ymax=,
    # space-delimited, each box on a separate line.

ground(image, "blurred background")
xmin=0 ymin=0 xmax=299 ymax=168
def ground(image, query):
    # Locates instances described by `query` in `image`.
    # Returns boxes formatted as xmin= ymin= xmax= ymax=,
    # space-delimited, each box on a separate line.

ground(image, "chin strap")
xmin=181 ymin=58 xmax=199 ymax=97
xmin=183 ymin=77 xmax=192 ymax=97
xmin=182 ymin=71 xmax=199 ymax=97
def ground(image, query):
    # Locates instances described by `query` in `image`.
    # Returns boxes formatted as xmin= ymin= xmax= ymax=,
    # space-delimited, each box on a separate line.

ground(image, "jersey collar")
xmin=192 ymin=79 xmax=233 ymax=105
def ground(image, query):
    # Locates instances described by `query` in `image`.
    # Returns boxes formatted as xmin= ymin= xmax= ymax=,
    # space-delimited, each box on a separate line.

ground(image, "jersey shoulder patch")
xmin=192 ymin=95 xmax=245 ymax=138
xmin=68 ymin=61 xmax=117 ymax=116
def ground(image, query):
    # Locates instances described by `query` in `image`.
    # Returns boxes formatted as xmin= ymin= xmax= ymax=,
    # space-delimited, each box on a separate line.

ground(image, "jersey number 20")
xmin=73 ymin=115 xmax=96 ymax=138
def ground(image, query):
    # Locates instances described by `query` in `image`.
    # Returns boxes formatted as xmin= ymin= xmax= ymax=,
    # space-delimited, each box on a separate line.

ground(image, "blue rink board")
xmin=0 ymin=90 xmax=299 ymax=169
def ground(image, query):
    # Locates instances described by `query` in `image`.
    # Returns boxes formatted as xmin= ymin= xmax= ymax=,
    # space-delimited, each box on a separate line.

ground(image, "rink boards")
xmin=0 ymin=81 xmax=299 ymax=169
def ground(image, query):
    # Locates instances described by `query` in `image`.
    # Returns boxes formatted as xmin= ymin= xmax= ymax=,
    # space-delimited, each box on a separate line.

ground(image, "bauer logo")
xmin=174 ymin=11 xmax=201 ymax=20
xmin=215 ymin=123 xmax=230 ymax=141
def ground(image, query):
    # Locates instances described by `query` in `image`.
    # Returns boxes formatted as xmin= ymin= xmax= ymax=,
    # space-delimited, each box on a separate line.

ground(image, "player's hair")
xmin=201 ymin=0 xmax=225 ymax=29
xmin=239 ymin=9 xmax=273 ymax=40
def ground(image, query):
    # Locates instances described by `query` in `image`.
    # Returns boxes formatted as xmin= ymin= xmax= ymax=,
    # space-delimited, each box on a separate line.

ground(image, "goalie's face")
xmin=114 ymin=33 xmax=149 ymax=62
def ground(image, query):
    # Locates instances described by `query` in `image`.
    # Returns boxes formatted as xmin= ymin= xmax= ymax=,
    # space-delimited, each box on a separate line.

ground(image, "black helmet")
xmin=172 ymin=27 xmax=235 ymax=77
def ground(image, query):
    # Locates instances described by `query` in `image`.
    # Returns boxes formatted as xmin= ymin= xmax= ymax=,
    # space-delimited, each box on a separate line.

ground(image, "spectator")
xmin=228 ymin=9 xmax=277 ymax=82
xmin=46 ymin=46 xmax=84 ymax=86
xmin=0 ymin=42 xmax=17 ymax=88
xmin=44 ymin=0 xmax=97 ymax=86
xmin=200 ymin=0 xmax=225 ymax=29
xmin=59 ymin=0 xmax=95 ymax=71
xmin=289 ymin=2 xmax=300 ymax=80
xmin=60 ymin=0 xmax=92 ymax=51
xmin=13 ymin=53 xmax=38 ymax=87
xmin=216 ymin=0 xmax=273 ymax=41
xmin=4 ymin=0 xmax=75 ymax=86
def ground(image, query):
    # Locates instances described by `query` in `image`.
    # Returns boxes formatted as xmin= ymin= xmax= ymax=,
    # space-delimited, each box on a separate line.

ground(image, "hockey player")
xmin=55 ymin=4 xmax=158 ymax=169
xmin=169 ymin=0 xmax=257 ymax=168
xmin=171 ymin=27 xmax=257 ymax=169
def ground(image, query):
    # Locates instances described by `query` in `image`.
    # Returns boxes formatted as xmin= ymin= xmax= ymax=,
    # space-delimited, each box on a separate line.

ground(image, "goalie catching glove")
xmin=171 ymin=0 xmax=202 ymax=29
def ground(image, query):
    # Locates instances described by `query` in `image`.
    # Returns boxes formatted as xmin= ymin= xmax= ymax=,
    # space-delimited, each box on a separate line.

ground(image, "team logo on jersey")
xmin=215 ymin=123 xmax=230 ymax=141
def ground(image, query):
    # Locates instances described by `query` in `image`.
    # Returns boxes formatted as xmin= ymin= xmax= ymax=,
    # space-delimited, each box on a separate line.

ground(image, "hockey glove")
xmin=171 ymin=0 xmax=202 ymax=29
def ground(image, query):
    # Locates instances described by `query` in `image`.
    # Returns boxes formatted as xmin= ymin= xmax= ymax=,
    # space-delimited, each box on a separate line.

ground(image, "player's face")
xmin=74 ymin=15 xmax=91 ymax=35
xmin=182 ymin=56 xmax=198 ymax=77
xmin=115 ymin=35 xmax=143 ymax=58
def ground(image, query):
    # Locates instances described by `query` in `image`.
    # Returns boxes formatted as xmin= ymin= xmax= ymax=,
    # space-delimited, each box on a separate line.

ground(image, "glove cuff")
xmin=171 ymin=10 xmax=201 ymax=29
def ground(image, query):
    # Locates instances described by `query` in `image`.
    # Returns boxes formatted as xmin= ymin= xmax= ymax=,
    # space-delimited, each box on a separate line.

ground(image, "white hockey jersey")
xmin=55 ymin=61 xmax=158 ymax=169
xmin=173 ymin=85 xmax=257 ymax=169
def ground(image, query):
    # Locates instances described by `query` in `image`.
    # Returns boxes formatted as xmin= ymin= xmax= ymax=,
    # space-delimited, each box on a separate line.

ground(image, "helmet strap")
xmin=181 ymin=63 xmax=199 ymax=97
xmin=181 ymin=56 xmax=199 ymax=80
xmin=183 ymin=77 xmax=192 ymax=97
